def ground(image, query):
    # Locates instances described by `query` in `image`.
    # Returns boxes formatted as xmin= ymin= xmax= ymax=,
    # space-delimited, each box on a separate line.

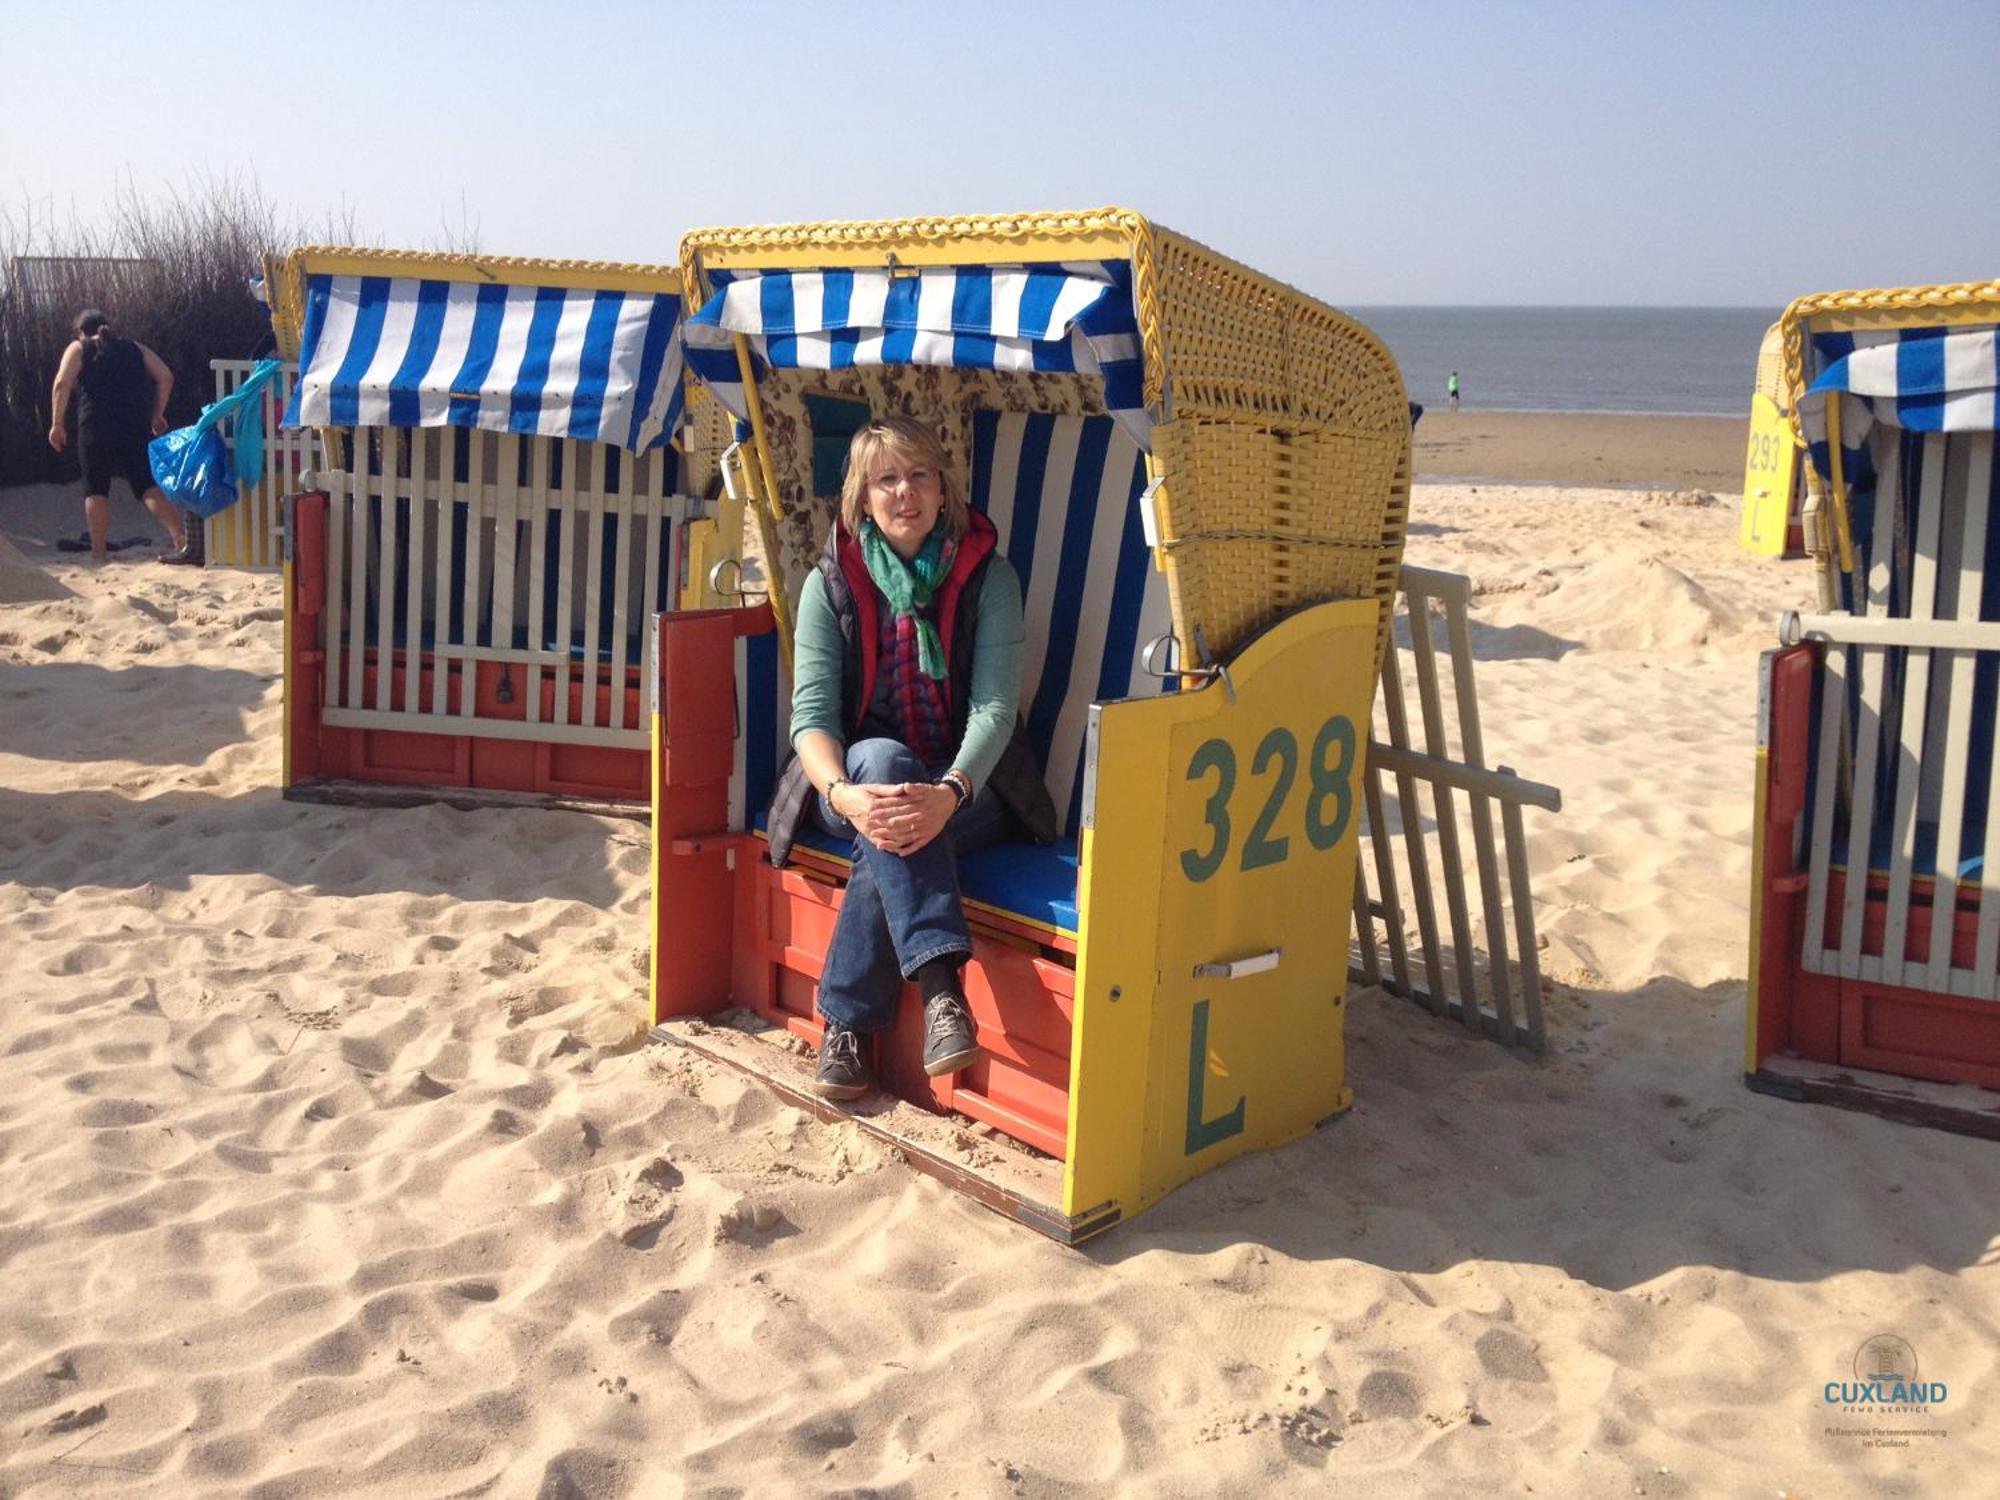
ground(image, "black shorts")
xmin=78 ymin=428 xmax=157 ymax=498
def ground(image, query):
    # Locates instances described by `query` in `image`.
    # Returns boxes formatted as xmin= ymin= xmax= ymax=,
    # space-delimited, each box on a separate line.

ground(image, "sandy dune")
xmin=2 ymin=473 xmax=1996 ymax=1497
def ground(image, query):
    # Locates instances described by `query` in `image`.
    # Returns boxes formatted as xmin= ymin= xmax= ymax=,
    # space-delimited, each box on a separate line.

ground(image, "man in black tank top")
xmin=48 ymin=308 xmax=190 ymax=564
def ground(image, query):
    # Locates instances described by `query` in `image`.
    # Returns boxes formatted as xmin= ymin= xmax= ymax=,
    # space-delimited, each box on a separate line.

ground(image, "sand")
xmin=1416 ymin=411 xmax=1748 ymax=490
xmin=3 ymin=451 xmax=1995 ymax=1497
xmin=0 ymin=534 xmax=75 ymax=606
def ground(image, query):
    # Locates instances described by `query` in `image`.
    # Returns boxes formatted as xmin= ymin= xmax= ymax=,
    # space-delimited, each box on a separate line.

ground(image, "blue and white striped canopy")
xmin=1800 ymin=326 xmax=2000 ymax=488
xmin=682 ymin=262 xmax=1151 ymax=449
xmin=285 ymin=273 xmax=685 ymax=453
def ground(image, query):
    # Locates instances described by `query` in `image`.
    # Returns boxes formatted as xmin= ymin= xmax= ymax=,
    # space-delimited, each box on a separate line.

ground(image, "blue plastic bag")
xmin=149 ymin=425 xmax=238 ymax=517
xmin=148 ymin=357 xmax=283 ymax=518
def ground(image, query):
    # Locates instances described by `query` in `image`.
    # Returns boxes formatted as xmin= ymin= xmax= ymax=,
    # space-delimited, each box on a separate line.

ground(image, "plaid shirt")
xmin=872 ymin=593 xmax=953 ymax=766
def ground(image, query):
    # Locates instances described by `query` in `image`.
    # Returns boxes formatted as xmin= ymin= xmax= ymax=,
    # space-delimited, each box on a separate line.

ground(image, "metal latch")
xmin=1138 ymin=476 xmax=1166 ymax=549
xmin=1193 ymin=949 xmax=1281 ymax=980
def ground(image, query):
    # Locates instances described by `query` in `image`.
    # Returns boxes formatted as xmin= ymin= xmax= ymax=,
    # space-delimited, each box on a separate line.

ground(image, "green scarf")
xmin=859 ymin=519 xmax=951 ymax=679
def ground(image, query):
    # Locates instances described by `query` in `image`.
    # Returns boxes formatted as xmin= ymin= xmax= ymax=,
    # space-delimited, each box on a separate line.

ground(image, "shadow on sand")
xmin=0 ymin=660 xmax=273 ymax=766
xmin=1392 ymin=611 xmax=1580 ymax=664
xmin=0 ymin=784 xmax=635 ymax=909
xmin=1087 ymin=977 xmax=2000 ymax=1285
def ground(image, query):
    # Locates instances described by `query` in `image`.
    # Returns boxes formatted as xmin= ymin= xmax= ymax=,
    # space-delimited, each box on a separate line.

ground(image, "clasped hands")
xmin=832 ymin=779 xmax=957 ymax=857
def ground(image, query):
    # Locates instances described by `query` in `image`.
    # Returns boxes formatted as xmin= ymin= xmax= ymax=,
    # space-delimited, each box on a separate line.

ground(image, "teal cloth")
xmin=227 ymin=359 xmax=279 ymax=486
xmin=790 ymin=556 xmax=1027 ymax=791
xmin=859 ymin=520 xmax=949 ymax=679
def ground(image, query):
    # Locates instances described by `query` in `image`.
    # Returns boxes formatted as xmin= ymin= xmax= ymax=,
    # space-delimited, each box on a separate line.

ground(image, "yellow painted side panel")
xmin=1064 ymin=597 xmax=1378 ymax=1221
xmin=1065 ymin=753 xmax=1174 ymax=1219
xmin=679 ymin=498 xmax=746 ymax=609
xmin=1741 ymin=391 xmax=1799 ymax=557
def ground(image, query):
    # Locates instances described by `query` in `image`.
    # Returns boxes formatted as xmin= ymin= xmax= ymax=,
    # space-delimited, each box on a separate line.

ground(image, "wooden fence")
xmin=1793 ymin=431 xmax=2000 ymax=998
xmin=208 ymin=359 xmax=316 ymax=570
xmin=1352 ymin=564 xmax=1562 ymax=1052
xmin=320 ymin=428 xmax=689 ymax=751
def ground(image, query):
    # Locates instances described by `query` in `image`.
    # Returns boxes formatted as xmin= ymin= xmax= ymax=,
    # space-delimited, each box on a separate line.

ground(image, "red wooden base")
xmin=307 ymin=654 xmax=649 ymax=801
xmin=1752 ymin=643 xmax=2000 ymax=1105
xmin=286 ymin=491 xmax=647 ymax=804
xmin=648 ymin=604 xmax=1078 ymax=1163
xmin=726 ymin=855 xmax=1076 ymax=1159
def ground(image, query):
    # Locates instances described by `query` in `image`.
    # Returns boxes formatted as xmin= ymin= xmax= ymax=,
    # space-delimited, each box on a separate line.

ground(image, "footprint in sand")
xmin=1474 ymin=1327 xmax=1549 ymax=1383
xmin=1355 ymin=1368 xmax=1423 ymax=1420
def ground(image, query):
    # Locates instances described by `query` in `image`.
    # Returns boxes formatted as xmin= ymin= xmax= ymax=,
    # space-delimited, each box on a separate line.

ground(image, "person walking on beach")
xmin=47 ymin=309 xmax=193 ymax=565
xmin=1447 ymin=371 xmax=1461 ymax=411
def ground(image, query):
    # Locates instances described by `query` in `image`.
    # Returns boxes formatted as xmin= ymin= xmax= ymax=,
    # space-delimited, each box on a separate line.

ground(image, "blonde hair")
xmin=838 ymin=414 xmax=969 ymax=540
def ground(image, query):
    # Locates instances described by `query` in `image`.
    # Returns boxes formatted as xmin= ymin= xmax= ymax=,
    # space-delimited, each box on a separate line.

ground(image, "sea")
xmin=1347 ymin=306 xmax=1780 ymax=418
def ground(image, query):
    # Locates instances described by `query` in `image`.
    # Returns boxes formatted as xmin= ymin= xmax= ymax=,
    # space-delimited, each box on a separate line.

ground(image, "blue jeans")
xmin=813 ymin=738 xmax=1008 ymax=1033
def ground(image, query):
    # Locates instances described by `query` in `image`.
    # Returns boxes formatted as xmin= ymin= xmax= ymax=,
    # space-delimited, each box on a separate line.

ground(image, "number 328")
xmin=1179 ymin=715 xmax=1358 ymax=882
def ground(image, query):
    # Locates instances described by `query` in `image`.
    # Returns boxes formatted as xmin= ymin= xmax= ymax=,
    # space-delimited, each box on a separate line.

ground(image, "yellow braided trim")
xmin=266 ymin=251 xmax=305 ymax=361
xmin=678 ymin=208 xmax=1168 ymax=410
xmin=1157 ymin=531 xmax=1380 ymax=551
xmin=1778 ymin=278 xmax=2000 ymax=443
xmin=285 ymin=244 xmax=681 ymax=282
xmin=273 ymin=245 xmax=684 ymax=365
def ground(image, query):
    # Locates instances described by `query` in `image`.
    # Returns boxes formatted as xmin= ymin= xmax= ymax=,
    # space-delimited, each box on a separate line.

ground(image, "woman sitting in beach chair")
xmin=653 ymin=207 xmax=1412 ymax=1239
xmin=769 ymin=415 xmax=1057 ymax=1099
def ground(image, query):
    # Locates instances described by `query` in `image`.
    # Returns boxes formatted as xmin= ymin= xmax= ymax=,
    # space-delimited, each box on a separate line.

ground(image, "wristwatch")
xmin=940 ymin=769 xmax=973 ymax=814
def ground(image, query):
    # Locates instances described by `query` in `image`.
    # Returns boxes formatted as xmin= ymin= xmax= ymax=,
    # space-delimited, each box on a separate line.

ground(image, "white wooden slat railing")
xmin=1352 ymin=565 xmax=1562 ymax=1053
xmin=1794 ymin=432 xmax=2000 ymax=1000
xmin=320 ymin=428 xmax=692 ymax=751
xmin=209 ymin=359 xmax=317 ymax=571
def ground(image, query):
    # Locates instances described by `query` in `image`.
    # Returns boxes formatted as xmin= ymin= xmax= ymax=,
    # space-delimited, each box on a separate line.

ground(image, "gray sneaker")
xmin=811 ymin=1023 xmax=871 ymax=1101
xmin=922 ymin=993 xmax=980 ymax=1077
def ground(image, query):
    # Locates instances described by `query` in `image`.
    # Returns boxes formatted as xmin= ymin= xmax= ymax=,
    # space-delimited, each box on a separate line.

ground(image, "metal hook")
xmin=1189 ymin=625 xmax=1235 ymax=704
xmin=709 ymin=556 xmax=767 ymax=606
xmin=1140 ymin=631 xmax=1182 ymax=681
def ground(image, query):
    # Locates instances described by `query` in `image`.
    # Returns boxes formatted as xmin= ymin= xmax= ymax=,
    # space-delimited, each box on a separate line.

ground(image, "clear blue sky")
xmin=5 ymin=0 xmax=1995 ymax=306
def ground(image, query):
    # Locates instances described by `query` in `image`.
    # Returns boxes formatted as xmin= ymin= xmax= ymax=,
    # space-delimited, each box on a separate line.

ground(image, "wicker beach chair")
xmin=270 ymin=248 xmax=709 ymax=811
xmin=649 ymin=208 xmax=1412 ymax=1238
xmin=1748 ymin=279 xmax=2000 ymax=1133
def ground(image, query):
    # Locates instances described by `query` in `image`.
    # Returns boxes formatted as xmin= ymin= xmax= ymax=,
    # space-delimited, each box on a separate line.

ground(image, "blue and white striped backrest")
xmin=971 ymin=410 xmax=1173 ymax=836
xmin=1801 ymin=326 xmax=2000 ymax=505
xmin=288 ymin=273 xmax=686 ymax=454
xmin=730 ymin=409 xmax=1170 ymax=838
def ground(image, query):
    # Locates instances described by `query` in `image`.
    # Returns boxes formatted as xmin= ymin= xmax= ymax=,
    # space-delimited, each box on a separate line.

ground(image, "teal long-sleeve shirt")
xmin=790 ymin=557 xmax=1027 ymax=791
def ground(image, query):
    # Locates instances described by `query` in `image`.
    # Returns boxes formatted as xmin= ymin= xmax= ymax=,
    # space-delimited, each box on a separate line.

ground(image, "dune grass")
xmin=0 ymin=175 xmax=357 ymax=487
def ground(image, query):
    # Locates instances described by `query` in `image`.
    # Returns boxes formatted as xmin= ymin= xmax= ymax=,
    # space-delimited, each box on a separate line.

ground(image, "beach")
xmin=1414 ymin=410 xmax=1749 ymax=490
xmin=4 ymin=415 xmax=1995 ymax=1498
